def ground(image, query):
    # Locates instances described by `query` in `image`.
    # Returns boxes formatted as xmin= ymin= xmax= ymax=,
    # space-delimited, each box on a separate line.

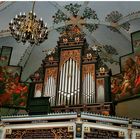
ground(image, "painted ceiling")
xmin=0 ymin=1 xmax=140 ymax=82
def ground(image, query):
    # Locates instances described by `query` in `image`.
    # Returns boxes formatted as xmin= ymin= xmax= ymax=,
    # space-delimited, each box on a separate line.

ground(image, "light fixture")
xmin=9 ymin=1 xmax=48 ymax=45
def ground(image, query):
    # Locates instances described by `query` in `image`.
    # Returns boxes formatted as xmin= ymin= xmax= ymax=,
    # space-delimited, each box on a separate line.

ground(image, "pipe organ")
xmin=29 ymin=25 xmax=112 ymax=114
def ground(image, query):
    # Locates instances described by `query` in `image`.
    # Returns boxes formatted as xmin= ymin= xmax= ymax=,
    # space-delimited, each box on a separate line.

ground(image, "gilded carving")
xmin=82 ymin=64 xmax=95 ymax=80
xmin=5 ymin=127 xmax=74 ymax=139
xmin=45 ymin=67 xmax=58 ymax=83
xmin=60 ymin=49 xmax=81 ymax=67
xmin=96 ymin=78 xmax=104 ymax=86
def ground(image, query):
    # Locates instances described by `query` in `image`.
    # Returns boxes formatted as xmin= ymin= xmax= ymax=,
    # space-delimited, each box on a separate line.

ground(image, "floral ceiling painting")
xmin=0 ymin=46 xmax=29 ymax=108
xmin=111 ymin=31 xmax=140 ymax=102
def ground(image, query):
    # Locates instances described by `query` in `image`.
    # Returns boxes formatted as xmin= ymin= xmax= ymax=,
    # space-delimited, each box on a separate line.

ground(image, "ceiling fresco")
xmin=0 ymin=1 xmax=140 ymax=81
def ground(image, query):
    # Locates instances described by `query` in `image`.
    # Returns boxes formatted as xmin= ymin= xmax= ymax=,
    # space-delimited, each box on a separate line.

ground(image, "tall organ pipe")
xmin=64 ymin=60 xmax=69 ymax=105
xmin=61 ymin=63 xmax=66 ymax=105
xmin=68 ymin=59 xmax=72 ymax=94
xmin=74 ymin=63 xmax=78 ymax=105
xmin=89 ymin=74 xmax=92 ymax=104
xmin=58 ymin=66 xmax=63 ymax=105
xmin=77 ymin=69 xmax=80 ymax=104
xmin=71 ymin=60 xmax=75 ymax=105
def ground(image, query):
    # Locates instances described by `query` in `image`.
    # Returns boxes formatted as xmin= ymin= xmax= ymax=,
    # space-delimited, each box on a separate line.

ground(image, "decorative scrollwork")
xmin=5 ymin=127 xmax=74 ymax=139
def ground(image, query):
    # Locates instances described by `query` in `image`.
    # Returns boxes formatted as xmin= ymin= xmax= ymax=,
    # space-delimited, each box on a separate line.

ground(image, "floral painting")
xmin=111 ymin=31 xmax=140 ymax=101
xmin=0 ymin=47 xmax=29 ymax=107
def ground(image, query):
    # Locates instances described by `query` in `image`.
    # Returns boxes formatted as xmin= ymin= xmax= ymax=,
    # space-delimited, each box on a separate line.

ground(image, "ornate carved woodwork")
xmin=82 ymin=64 xmax=95 ymax=81
xmin=44 ymin=67 xmax=58 ymax=83
xmin=5 ymin=127 xmax=74 ymax=139
xmin=60 ymin=49 xmax=81 ymax=68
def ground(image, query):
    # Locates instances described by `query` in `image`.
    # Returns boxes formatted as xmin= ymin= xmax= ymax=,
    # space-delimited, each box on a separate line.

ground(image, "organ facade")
xmin=29 ymin=25 xmax=112 ymax=114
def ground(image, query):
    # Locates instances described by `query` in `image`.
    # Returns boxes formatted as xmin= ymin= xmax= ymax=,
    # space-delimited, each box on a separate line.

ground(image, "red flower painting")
xmin=0 ymin=65 xmax=29 ymax=107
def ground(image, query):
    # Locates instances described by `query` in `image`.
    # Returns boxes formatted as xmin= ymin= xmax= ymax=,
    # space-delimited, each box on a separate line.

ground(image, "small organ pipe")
xmin=64 ymin=61 xmax=69 ymax=105
xmin=92 ymin=79 xmax=95 ymax=103
xmin=58 ymin=66 xmax=63 ymax=105
xmin=92 ymin=77 xmax=94 ymax=103
xmin=83 ymin=76 xmax=85 ymax=104
xmin=47 ymin=77 xmax=50 ymax=96
xmin=50 ymin=77 xmax=52 ymax=97
xmin=50 ymin=77 xmax=52 ymax=105
xmin=71 ymin=60 xmax=75 ymax=105
xmin=74 ymin=63 xmax=78 ymax=105
xmin=68 ymin=59 xmax=72 ymax=94
xmin=85 ymin=75 xmax=87 ymax=103
xmin=84 ymin=76 xmax=87 ymax=104
xmin=77 ymin=70 xmax=80 ymax=104
xmin=61 ymin=64 xmax=66 ymax=105
xmin=89 ymin=73 xmax=92 ymax=104
xmin=52 ymin=78 xmax=55 ymax=106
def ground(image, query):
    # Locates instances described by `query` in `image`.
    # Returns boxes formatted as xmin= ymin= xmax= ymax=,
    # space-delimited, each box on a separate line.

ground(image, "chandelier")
xmin=9 ymin=2 xmax=48 ymax=45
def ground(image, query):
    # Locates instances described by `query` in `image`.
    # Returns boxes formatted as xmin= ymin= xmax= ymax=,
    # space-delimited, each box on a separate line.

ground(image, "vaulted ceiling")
xmin=0 ymin=1 xmax=140 ymax=82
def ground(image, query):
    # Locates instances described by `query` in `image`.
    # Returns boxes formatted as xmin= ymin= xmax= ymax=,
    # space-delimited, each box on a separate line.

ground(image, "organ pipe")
xmin=64 ymin=61 xmax=69 ymax=105
xmin=68 ymin=59 xmax=72 ymax=94
xmin=77 ymin=69 xmax=80 ymax=104
xmin=58 ymin=66 xmax=63 ymax=105
xmin=61 ymin=63 xmax=66 ymax=105
xmin=71 ymin=60 xmax=75 ymax=105
xmin=74 ymin=63 xmax=78 ymax=105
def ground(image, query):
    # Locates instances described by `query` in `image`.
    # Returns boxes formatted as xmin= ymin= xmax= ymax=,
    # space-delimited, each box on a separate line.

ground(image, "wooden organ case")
xmin=28 ymin=26 xmax=113 ymax=115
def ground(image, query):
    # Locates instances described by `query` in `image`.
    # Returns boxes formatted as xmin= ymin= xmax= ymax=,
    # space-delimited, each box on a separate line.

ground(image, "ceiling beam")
xmin=86 ymin=19 xmax=113 ymax=27
xmin=118 ymin=12 xmax=140 ymax=25
xmin=116 ymin=27 xmax=131 ymax=41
